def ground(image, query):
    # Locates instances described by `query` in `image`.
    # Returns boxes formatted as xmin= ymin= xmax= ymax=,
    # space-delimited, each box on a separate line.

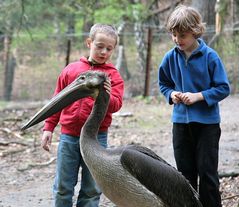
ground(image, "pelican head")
xmin=21 ymin=70 xmax=107 ymax=131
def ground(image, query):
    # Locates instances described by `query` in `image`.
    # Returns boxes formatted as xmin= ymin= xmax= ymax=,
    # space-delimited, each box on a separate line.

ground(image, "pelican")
xmin=21 ymin=71 xmax=202 ymax=207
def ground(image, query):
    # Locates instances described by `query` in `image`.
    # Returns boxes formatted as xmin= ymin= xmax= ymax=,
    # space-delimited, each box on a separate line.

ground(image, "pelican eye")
xmin=79 ymin=76 xmax=86 ymax=81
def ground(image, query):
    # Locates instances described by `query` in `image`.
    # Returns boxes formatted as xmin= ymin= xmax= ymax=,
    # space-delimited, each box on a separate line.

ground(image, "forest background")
xmin=0 ymin=0 xmax=238 ymax=102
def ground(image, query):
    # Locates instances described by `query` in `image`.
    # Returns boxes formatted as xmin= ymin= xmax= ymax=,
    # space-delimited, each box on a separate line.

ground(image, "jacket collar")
xmin=175 ymin=38 xmax=206 ymax=57
xmin=80 ymin=56 xmax=116 ymax=70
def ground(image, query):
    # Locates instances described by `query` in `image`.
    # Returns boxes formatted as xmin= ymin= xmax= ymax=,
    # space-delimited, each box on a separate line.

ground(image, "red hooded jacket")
xmin=43 ymin=57 xmax=124 ymax=137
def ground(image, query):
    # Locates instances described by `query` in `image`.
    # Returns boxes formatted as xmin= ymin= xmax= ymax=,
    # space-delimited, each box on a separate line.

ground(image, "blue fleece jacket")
xmin=158 ymin=39 xmax=230 ymax=124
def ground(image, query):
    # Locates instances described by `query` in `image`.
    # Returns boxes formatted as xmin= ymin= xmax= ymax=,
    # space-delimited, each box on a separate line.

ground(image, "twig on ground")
xmin=0 ymin=148 xmax=27 ymax=157
xmin=17 ymin=157 xmax=56 ymax=171
xmin=222 ymin=194 xmax=239 ymax=200
xmin=0 ymin=127 xmax=25 ymax=139
xmin=0 ymin=140 xmax=30 ymax=146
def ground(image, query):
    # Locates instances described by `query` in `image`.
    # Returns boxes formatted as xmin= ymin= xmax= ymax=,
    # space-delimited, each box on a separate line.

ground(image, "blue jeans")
xmin=53 ymin=132 xmax=108 ymax=207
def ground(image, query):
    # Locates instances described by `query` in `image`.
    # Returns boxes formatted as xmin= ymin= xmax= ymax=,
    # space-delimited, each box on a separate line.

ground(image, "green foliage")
xmin=219 ymin=0 xmax=229 ymax=28
xmin=1 ymin=0 xmax=239 ymax=100
xmin=0 ymin=0 xmax=154 ymax=47
xmin=214 ymin=33 xmax=239 ymax=57
xmin=0 ymin=0 xmax=146 ymax=49
xmin=0 ymin=0 xmax=22 ymax=33
xmin=214 ymin=33 xmax=239 ymax=93
xmin=0 ymin=101 xmax=8 ymax=110
xmin=94 ymin=5 xmax=128 ymax=24
xmin=135 ymin=95 xmax=163 ymax=105
xmin=131 ymin=2 xmax=150 ymax=22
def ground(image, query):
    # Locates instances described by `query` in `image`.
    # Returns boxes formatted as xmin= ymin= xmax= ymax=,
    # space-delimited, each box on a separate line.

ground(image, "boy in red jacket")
xmin=41 ymin=23 xmax=124 ymax=207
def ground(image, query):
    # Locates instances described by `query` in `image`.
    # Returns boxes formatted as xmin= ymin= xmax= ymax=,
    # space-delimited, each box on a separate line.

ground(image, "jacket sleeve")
xmin=158 ymin=54 xmax=174 ymax=105
xmin=201 ymin=53 xmax=230 ymax=107
xmin=107 ymin=71 xmax=124 ymax=113
xmin=43 ymin=70 xmax=68 ymax=132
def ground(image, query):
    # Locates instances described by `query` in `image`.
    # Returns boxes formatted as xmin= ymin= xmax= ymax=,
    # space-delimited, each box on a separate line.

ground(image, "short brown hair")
xmin=89 ymin=23 xmax=118 ymax=45
xmin=166 ymin=5 xmax=205 ymax=38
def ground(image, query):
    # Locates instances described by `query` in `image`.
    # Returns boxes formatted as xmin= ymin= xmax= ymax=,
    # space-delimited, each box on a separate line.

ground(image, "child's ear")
xmin=85 ymin=38 xmax=92 ymax=48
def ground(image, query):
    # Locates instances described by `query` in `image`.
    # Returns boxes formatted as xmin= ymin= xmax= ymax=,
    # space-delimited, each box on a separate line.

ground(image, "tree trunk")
xmin=65 ymin=39 xmax=71 ymax=66
xmin=231 ymin=0 xmax=239 ymax=94
xmin=65 ymin=13 xmax=75 ymax=66
xmin=116 ymin=21 xmax=131 ymax=80
xmin=53 ymin=16 xmax=63 ymax=58
xmin=131 ymin=0 xmax=147 ymax=72
xmin=134 ymin=22 xmax=146 ymax=72
xmin=3 ymin=34 xmax=15 ymax=101
xmin=0 ymin=31 xmax=4 ymax=51
xmin=143 ymin=27 xmax=153 ymax=97
xmin=191 ymin=0 xmax=216 ymax=42
xmin=82 ymin=18 xmax=94 ymax=37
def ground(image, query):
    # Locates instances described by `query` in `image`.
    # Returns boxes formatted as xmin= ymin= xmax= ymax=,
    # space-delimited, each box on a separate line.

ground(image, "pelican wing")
xmin=120 ymin=145 xmax=202 ymax=207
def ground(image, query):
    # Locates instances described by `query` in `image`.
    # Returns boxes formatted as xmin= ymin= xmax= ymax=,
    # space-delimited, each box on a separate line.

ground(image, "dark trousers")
xmin=172 ymin=123 xmax=222 ymax=207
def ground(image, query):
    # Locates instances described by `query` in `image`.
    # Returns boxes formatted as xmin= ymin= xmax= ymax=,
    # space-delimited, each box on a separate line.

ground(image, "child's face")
xmin=87 ymin=33 xmax=116 ymax=64
xmin=171 ymin=31 xmax=198 ymax=53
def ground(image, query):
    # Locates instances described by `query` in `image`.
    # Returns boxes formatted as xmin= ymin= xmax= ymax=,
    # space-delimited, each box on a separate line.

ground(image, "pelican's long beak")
xmin=21 ymin=76 xmax=99 ymax=131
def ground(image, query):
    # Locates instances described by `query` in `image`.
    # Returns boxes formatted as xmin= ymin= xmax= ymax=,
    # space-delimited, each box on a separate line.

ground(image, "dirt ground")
xmin=0 ymin=95 xmax=238 ymax=207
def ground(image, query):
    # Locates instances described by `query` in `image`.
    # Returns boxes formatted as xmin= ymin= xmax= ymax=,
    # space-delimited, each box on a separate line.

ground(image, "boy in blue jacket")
xmin=158 ymin=5 xmax=230 ymax=207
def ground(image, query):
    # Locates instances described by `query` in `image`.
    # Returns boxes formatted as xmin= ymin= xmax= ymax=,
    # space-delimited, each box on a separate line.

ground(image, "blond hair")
xmin=166 ymin=5 xmax=205 ymax=38
xmin=89 ymin=23 xmax=118 ymax=45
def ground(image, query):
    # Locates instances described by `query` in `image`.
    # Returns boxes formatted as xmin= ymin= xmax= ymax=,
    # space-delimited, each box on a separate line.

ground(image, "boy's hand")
xmin=178 ymin=92 xmax=204 ymax=105
xmin=171 ymin=91 xmax=182 ymax=104
xmin=104 ymin=79 xmax=111 ymax=95
xmin=41 ymin=130 xmax=53 ymax=152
